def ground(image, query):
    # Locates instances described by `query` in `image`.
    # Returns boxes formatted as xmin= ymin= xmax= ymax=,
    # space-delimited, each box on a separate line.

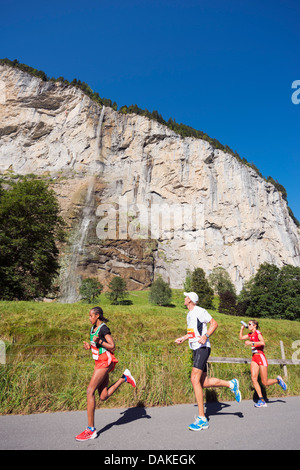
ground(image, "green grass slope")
xmin=0 ymin=290 xmax=299 ymax=415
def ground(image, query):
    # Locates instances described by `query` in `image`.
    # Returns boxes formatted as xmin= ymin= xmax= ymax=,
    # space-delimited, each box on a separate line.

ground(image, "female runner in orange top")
xmin=239 ymin=320 xmax=287 ymax=407
xmin=75 ymin=306 xmax=136 ymax=441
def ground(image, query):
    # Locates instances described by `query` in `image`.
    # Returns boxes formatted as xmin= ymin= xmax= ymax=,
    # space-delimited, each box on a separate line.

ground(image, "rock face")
xmin=1 ymin=64 xmax=300 ymax=299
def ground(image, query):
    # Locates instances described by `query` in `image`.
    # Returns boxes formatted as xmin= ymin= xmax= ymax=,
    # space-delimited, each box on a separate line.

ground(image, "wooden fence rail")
xmin=208 ymin=341 xmax=300 ymax=379
xmin=208 ymin=357 xmax=299 ymax=365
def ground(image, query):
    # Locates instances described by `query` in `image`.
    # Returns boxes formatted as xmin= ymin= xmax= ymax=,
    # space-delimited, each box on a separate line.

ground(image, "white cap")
xmin=184 ymin=292 xmax=199 ymax=304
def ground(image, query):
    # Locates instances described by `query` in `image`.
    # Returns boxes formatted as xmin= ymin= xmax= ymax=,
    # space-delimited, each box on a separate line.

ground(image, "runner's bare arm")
xmin=97 ymin=333 xmax=115 ymax=352
xmin=239 ymin=325 xmax=249 ymax=340
xmin=175 ymin=334 xmax=189 ymax=344
xmin=198 ymin=317 xmax=218 ymax=344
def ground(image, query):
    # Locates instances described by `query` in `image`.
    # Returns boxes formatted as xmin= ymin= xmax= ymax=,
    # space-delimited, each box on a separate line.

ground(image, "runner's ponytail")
xmin=91 ymin=306 xmax=109 ymax=323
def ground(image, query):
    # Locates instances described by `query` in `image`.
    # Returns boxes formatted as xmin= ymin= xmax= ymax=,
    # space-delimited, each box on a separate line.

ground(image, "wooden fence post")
xmin=0 ymin=340 xmax=5 ymax=365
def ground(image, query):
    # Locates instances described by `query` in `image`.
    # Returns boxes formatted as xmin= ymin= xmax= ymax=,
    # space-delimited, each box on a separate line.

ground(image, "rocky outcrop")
xmin=1 ymin=63 xmax=299 ymax=299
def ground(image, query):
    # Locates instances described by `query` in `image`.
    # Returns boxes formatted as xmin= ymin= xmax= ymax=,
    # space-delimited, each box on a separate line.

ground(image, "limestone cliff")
xmin=0 ymin=63 xmax=299 ymax=299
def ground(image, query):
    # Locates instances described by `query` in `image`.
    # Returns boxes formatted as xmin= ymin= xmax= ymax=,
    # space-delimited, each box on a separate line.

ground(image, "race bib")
xmin=187 ymin=328 xmax=199 ymax=342
xmin=90 ymin=342 xmax=99 ymax=360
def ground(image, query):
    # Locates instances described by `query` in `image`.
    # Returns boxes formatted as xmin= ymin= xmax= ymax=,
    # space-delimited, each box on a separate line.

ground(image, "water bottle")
xmin=240 ymin=321 xmax=248 ymax=328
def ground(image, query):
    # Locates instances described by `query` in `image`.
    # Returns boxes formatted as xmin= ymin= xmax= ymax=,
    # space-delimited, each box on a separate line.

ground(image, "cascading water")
xmin=96 ymin=105 xmax=105 ymax=153
xmin=59 ymin=176 xmax=96 ymax=303
xmin=59 ymin=106 xmax=106 ymax=303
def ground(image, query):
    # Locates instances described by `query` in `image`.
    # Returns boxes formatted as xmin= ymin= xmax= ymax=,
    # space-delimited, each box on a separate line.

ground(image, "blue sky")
xmin=1 ymin=0 xmax=299 ymax=221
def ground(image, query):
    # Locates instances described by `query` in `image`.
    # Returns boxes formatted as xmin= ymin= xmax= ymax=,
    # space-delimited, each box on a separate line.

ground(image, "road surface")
xmin=0 ymin=396 xmax=299 ymax=451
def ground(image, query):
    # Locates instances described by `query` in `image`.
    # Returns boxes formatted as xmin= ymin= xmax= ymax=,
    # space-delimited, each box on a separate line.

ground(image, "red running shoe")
xmin=123 ymin=369 xmax=136 ymax=388
xmin=75 ymin=428 xmax=97 ymax=441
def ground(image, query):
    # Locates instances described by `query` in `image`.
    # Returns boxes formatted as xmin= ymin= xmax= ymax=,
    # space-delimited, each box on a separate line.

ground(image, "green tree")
xmin=183 ymin=269 xmax=192 ymax=292
xmin=219 ymin=290 xmax=238 ymax=316
xmin=79 ymin=277 xmax=103 ymax=304
xmin=191 ymin=268 xmax=214 ymax=309
xmin=236 ymin=276 xmax=255 ymax=315
xmin=106 ymin=276 xmax=128 ymax=305
xmin=0 ymin=177 xmax=65 ymax=300
xmin=238 ymin=263 xmax=300 ymax=320
xmin=119 ymin=105 xmax=128 ymax=114
xmin=208 ymin=267 xmax=236 ymax=296
xmin=246 ymin=263 xmax=281 ymax=318
xmin=277 ymin=265 xmax=300 ymax=320
xmin=149 ymin=275 xmax=172 ymax=306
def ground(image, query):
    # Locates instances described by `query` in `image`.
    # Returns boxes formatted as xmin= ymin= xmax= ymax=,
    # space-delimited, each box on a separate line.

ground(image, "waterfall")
xmin=96 ymin=105 xmax=105 ymax=154
xmin=60 ymin=176 xmax=96 ymax=303
xmin=59 ymin=106 xmax=105 ymax=303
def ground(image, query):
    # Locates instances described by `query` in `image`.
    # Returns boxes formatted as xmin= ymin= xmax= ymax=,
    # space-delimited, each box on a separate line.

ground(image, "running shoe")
xmin=254 ymin=399 xmax=267 ymax=408
xmin=277 ymin=375 xmax=287 ymax=391
xmin=123 ymin=369 xmax=136 ymax=388
xmin=230 ymin=378 xmax=242 ymax=403
xmin=188 ymin=416 xmax=209 ymax=431
xmin=75 ymin=427 xmax=97 ymax=441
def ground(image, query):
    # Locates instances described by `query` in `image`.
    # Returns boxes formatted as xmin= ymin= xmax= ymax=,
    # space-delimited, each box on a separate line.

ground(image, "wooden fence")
xmin=208 ymin=341 xmax=300 ymax=378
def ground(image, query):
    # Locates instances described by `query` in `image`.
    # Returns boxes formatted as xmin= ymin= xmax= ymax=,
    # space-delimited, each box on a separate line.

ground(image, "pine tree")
xmin=106 ymin=276 xmax=128 ymax=305
xmin=219 ymin=290 xmax=238 ymax=316
xmin=149 ymin=275 xmax=172 ymax=306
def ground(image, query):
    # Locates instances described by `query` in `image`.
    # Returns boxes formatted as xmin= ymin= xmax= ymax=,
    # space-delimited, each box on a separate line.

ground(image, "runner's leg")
xmin=98 ymin=364 xmax=126 ymax=401
xmin=259 ymin=365 xmax=278 ymax=387
xmin=251 ymin=360 xmax=263 ymax=398
xmin=87 ymin=367 xmax=110 ymax=428
xmin=191 ymin=367 xmax=205 ymax=417
xmin=201 ymin=372 xmax=231 ymax=388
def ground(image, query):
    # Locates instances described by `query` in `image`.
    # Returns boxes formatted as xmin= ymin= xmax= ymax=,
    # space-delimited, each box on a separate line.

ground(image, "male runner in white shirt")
xmin=175 ymin=292 xmax=241 ymax=431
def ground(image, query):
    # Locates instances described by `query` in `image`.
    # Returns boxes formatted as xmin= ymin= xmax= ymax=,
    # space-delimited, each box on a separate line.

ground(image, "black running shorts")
xmin=192 ymin=347 xmax=211 ymax=372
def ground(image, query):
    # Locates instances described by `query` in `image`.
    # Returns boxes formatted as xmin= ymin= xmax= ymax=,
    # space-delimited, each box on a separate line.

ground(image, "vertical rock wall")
xmin=1 ymin=64 xmax=299 ymax=297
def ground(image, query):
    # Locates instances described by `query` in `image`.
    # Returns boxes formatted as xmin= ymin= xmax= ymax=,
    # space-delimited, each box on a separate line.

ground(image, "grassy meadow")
xmin=0 ymin=290 xmax=299 ymax=415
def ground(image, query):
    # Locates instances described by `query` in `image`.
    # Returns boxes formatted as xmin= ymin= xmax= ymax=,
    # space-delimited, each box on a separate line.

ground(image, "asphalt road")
xmin=0 ymin=396 xmax=299 ymax=452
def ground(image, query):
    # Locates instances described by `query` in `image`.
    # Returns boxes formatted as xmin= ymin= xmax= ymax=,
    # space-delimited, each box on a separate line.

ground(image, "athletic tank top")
xmin=90 ymin=323 xmax=110 ymax=360
xmin=248 ymin=330 xmax=264 ymax=354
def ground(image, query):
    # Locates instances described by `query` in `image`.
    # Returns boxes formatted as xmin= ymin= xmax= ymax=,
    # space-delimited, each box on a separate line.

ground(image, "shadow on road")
xmin=205 ymin=401 xmax=244 ymax=419
xmin=252 ymin=386 xmax=287 ymax=405
xmin=97 ymin=403 xmax=151 ymax=437
xmin=204 ymin=390 xmax=244 ymax=419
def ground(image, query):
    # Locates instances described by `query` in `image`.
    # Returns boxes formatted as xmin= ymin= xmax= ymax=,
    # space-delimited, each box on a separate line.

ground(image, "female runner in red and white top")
xmin=75 ymin=306 xmax=136 ymax=441
xmin=239 ymin=320 xmax=287 ymax=407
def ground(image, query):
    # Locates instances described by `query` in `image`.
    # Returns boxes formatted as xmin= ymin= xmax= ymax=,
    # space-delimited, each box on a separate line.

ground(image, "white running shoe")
xmin=123 ymin=369 xmax=136 ymax=388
